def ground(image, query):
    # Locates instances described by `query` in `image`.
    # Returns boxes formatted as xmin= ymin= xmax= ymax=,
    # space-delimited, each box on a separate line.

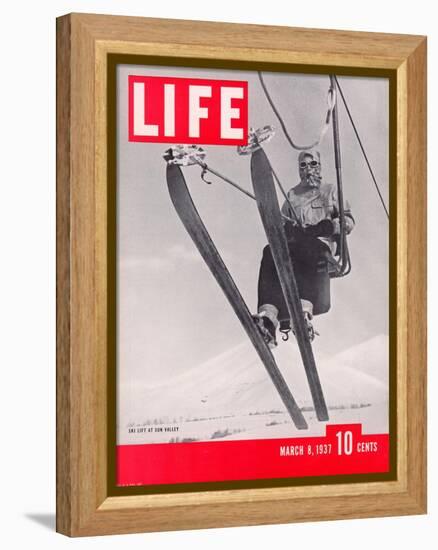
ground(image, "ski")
xmin=250 ymin=148 xmax=329 ymax=422
xmin=166 ymin=163 xmax=308 ymax=430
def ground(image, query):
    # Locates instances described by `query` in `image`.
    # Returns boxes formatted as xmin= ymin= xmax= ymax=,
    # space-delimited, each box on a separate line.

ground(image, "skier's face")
xmin=299 ymin=155 xmax=322 ymax=187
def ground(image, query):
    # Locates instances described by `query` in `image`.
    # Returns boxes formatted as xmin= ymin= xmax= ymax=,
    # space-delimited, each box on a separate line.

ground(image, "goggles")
xmin=299 ymin=160 xmax=319 ymax=168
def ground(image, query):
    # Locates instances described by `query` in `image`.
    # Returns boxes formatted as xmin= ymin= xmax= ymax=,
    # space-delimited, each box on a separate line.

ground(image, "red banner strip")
xmin=116 ymin=424 xmax=389 ymax=486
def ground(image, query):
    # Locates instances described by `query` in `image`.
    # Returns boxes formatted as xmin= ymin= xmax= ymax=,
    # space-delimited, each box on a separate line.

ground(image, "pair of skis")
xmin=166 ymin=147 xmax=328 ymax=430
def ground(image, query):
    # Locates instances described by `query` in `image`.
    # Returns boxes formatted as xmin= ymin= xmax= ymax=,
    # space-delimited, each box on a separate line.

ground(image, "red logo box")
xmin=128 ymin=75 xmax=248 ymax=145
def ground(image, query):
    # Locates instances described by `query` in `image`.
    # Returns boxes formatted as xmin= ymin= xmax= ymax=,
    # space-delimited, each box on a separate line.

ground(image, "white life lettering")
xmin=189 ymin=85 xmax=212 ymax=138
xmin=221 ymin=87 xmax=244 ymax=139
xmin=164 ymin=84 xmax=175 ymax=137
xmin=133 ymin=82 xmax=159 ymax=137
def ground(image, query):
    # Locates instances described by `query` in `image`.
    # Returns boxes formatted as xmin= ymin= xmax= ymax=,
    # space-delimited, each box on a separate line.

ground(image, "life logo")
xmin=128 ymin=75 xmax=248 ymax=145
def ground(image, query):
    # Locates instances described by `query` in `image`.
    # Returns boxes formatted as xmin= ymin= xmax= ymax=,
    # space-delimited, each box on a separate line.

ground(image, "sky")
xmin=116 ymin=64 xmax=389 ymax=391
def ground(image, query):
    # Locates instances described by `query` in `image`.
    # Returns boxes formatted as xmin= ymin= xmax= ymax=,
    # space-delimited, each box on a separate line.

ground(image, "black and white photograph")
xmin=115 ymin=64 xmax=391 ymax=485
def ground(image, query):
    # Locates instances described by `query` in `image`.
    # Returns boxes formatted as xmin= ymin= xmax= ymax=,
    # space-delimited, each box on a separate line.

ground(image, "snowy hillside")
xmin=118 ymin=334 xmax=389 ymax=444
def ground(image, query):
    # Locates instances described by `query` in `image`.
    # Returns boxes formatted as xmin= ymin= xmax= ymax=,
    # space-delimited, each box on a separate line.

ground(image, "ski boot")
xmin=282 ymin=300 xmax=319 ymax=343
xmin=253 ymin=311 xmax=278 ymax=349
xmin=298 ymin=299 xmax=318 ymax=342
xmin=302 ymin=310 xmax=319 ymax=342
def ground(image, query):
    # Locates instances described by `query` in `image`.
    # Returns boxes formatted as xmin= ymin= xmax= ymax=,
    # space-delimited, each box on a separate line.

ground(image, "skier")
xmin=254 ymin=149 xmax=355 ymax=348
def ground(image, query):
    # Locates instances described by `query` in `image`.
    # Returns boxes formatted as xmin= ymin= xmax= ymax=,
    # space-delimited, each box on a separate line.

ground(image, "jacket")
xmin=281 ymin=182 xmax=355 ymax=252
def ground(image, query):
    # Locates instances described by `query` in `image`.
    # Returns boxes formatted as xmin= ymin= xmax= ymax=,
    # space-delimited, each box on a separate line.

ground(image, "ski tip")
xmin=250 ymin=147 xmax=274 ymax=188
xmin=166 ymin=161 xmax=180 ymax=178
xmin=296 ymin=417 xmax=309 ymax=430
xmin=166 ymin=162 xmax=187 ymax=190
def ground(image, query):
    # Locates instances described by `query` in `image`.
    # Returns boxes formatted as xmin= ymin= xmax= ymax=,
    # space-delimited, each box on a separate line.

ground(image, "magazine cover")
xmin=114 ymin=62 xmax=392 ymax=488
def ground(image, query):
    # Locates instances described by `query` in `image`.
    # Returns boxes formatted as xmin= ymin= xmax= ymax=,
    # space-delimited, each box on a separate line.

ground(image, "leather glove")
xmin=303 ymin=219 xmax=335 ymax=238
xmin=332 ymin=216 xmax=354 ymax=235
xmin=283 ymin=220 xmax=303 ymax=241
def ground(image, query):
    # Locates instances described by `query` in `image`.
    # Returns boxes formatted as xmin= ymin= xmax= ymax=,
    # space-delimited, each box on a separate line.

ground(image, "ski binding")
xmin=163 ymin=145 xmax=206 ymax=166
xmin=237 ymin=126 xmax=275 ymax=155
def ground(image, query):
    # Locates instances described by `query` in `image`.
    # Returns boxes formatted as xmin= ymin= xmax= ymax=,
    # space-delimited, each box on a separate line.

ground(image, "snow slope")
xmin=118 ymin=334 xmax=389 ymax=444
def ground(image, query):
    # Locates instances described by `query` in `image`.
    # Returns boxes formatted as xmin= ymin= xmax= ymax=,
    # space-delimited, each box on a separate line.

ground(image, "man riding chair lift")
xmin=254 ymin=150 xmax=355 ymax=348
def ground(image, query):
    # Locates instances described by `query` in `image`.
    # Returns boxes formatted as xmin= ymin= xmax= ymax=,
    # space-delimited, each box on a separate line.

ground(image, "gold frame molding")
xmin=56 ymin=13 xmax=427 ymax=536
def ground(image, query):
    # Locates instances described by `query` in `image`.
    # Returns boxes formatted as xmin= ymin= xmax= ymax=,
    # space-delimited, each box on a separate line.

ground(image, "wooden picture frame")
xmin=56 ymin=13 xmax=427 ymax=537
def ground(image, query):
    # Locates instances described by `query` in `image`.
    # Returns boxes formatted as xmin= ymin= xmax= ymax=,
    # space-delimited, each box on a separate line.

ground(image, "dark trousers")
xmin=257 ymin=232 xmax=332 ymax=321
